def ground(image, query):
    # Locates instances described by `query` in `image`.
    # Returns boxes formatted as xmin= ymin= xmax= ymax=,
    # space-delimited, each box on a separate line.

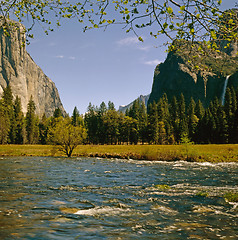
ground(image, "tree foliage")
xmin=49 ymin=117 xmax=87 ymax=157
xmin=1 ymin=85 xmax=238 ymax=153
xmin=0 ymin=1 xmax=237 ymax=49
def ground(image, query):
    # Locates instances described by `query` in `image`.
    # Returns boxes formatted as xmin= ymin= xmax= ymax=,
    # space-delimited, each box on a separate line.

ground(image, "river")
xmin=0 ymin=157 xmax=237 ymax=239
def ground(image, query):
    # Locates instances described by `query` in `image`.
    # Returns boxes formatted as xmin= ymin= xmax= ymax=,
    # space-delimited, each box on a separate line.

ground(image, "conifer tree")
xmin=138 ymin=101 xmax=148 ymax=144
xmin=53 ymin=108 xmax=63 ymax=118
xmin=157 ymin=93 xmax=170 ymax=143
xmin=97 ymin=102 xmax=107 ymax=144
xmin=14 ymin=96 xmax=26 ymax=144
xmin=26 ymin=96 xmax=39 ymax=144
xmin=195 ymin=100 xmax=205 ymax=120
xmin=103 ymin=103 xmax=119 ymax=144
xmin=147 ymin=102 xmax=159 ymax=144
xmin=178 ymin=93 xmax=188 ymax=142
xmin=39 ymin=113 xmax=48 ymax=144
xmin=224 ymin=87 xmax=234 ymax=142
xmin=2 ymin=85 xmax=15 ymax=143
xmin=84 ymin=103 xmax=98 ymax=144
xmin=0 ymin=100 xmax=10 ymax=144
xmin=187 ymin=98 xmax=198 ymax=141
xmin=170 ymin=96 xmax=179 ymax=142
xmin=72 ymin=106 xmax=81 ymax=127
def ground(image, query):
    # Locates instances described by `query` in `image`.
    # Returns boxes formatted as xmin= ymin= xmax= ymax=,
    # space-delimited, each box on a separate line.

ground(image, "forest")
xmin=0 ymin=85 xmax=238 ymax=149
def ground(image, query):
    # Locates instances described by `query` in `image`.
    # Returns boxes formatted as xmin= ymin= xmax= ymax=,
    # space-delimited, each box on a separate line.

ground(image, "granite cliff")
xmin=0 ymin=20 xmax=65 ymax=116
xmin=119 ymin=94 xmax=150 ymax=113
xmin=148 ymin=40 xmax=238 ymax=107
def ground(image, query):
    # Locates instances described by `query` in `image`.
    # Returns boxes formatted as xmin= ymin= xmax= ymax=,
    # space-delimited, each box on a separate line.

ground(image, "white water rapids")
xmin=221 ymin=75 xmax=230 ymax=105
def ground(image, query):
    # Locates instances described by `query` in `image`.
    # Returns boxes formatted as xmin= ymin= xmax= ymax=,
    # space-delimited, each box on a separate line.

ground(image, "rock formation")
xmin=0 ymin=20 xmax=65 ymax=117
xmin=149 ymin=9 xmax=238 ymax=107
xmin=148 ymin=41 xmax=238 ymax=107
xmin=119 ymin=94 xmax=150 ymax=113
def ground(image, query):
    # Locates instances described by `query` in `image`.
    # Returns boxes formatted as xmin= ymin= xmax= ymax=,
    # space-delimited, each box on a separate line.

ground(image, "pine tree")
xmin=39 ymin=113 xmax=48 ymax=144
xmin=138 ymin=101 xmax=148 ymax=144
xmin=157 ymin=93 xmax=170 ymax=143
xmin=2 ymin=85 xmax=15 ymax=143
xmin=170 ymin=96 xmax=179 ymax=142
xmin=178 ymin=93 xmax=188 ymax=142
xmin=53 ymin=108 xmax=63 ymax=118
xmin=147 ymin=102 xmax=159 ymax=144
xmin=72 ymin=106 xmax=81 ymax=126
xmin=195 ymin=100 xmax=205 ymax=120
xmin=103 ymin=106 xmax=119 ymax=144
xmin=97 ymin=102 xmax=107 ymax=144
xmin=0 ymin=100 xmax=10 ymax=144
xmin=224 ymin=87 xmax=234 ymax=143
xmin=26 ymin=96 xmax=39 ymax=144
xmin=187 ymin=98 xmax=199 ymax=141
xmin=14 ymin=96 xmax=26 ymax=144
xmin=84 ymin=103 xmax=98 ymax=144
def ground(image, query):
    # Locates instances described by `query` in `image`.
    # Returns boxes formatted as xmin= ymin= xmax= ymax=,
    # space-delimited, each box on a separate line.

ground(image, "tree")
xmin=138 ymin=101 xmax=148 ymax=144
xmin=72 ymin=106 xmax=83 ymax=127
xmin=25 ymin=96 xmax=39 ymax=144
xmin=84 ymin=103 xmax=99 ymax=144
xmin=103 ymin=106 xmax=120 ymax=144
xmin=50 ymin=117 xmax=87 ymax=157
xmin=187 ymin=97 xmax=199 ymax=141
xmin=2 ymin=85 xmax=15 ymax=143
xmin=147 ymin=102 xmax=159 ymax=144
xmin=1 ymin=1 xmax=236 ymax=51
xmin=0 ymin=100 xmax=10 ymax=144
xmin=178 ymin=93 xmax=188 ymax=142
xmin=14 ymin=96 xmax=26 ymax=144
xmin=39 ymin=113 xmax=48 ymax=145
xmin=53 ymin=108 xmax=63 ymax=119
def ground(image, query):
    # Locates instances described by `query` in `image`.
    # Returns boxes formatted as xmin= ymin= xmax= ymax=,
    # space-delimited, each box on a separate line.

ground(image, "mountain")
xmin=119 ymin=94 xmax=150 ymax=113
xmin=148 ymin=40 xmax=238 ymax=107
xmin=0 ymin=19 xmax=65 ymax=117
xmin=148 ymin=9 xmax=238 ymax=106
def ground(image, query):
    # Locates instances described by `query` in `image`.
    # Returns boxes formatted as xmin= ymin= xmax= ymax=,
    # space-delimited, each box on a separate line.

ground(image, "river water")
xmin=0 ymin=157 xmax=237 ymax=239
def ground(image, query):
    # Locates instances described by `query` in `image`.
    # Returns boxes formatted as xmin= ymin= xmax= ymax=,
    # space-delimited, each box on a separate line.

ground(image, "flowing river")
xmin=0 ymin=157 xmax=237 ymax=239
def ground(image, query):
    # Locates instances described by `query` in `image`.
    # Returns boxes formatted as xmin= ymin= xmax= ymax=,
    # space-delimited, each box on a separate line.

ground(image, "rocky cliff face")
xmin=148 ymin=41 xmax=238 ymax=107
xmin=119 ymin=94 xmax=150 ymax=113
xmin=0 ymin=20 xmax=65 ymax=117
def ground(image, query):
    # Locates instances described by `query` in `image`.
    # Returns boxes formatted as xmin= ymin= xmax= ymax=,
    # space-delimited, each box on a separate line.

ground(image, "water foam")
xmin=74 ymin=206 xmax=130 ymax=216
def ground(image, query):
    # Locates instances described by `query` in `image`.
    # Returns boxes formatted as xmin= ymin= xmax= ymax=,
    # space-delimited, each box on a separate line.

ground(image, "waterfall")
xmin=221 ymin=75 xmax=230 ymax=105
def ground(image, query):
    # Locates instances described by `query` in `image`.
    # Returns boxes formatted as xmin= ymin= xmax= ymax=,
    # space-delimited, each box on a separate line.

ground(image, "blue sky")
xmin=26 ymin=0 xmax=235 ymax=115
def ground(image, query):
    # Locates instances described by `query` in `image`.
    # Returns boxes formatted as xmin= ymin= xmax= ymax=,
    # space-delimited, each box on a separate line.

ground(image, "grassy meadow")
xmin=0 ymin=144 xmax=238 ymax=162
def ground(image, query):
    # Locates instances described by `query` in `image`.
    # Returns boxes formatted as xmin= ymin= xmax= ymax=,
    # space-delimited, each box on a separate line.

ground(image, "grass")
xmin=0 ymin=144 xmax=238 ymax=162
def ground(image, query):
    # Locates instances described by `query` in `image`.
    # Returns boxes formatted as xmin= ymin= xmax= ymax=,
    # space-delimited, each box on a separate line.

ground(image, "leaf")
xmin=166 ymin=7 xmax=173 ymax=14
xmin=138 ymin=36 xmax=144 ymax=42
xmin=163 ymin=22 xmax=168 ymax=29
xmin=180 ymin=6 xmax=185 ymax=11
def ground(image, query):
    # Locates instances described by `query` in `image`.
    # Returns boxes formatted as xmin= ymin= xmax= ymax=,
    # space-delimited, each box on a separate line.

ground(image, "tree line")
xmin=1 ymin=85 xmax=238 ymax=150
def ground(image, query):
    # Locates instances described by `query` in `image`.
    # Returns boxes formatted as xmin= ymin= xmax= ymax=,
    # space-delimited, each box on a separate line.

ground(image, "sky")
xmin=26 ymin=0 xmax=235 ymax=115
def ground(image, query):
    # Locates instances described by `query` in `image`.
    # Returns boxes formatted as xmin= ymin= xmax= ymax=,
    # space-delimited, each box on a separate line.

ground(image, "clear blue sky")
xmin=26 ymin=0 xmax=234 ymax=115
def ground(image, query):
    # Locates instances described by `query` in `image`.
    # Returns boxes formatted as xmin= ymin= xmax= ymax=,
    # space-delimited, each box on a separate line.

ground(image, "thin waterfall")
xmin=221 ymin=75 xmax=230 ymax=105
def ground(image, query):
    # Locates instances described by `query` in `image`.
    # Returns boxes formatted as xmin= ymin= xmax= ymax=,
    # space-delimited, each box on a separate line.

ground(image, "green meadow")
xmin=0 ymin=144 xmax=237 ymax=162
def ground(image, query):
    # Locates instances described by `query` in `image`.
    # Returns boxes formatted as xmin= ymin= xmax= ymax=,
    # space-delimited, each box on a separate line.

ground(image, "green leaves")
xmin=166 ymin=7 xmax=173 ymax=14
xmin=0 ymin=0 xmax=236 ymax=53
xmin=138 ymin=36 xmax=144 ymax=42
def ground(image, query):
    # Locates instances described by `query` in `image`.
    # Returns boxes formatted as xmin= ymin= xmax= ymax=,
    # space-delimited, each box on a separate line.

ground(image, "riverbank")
xmin=0 ymin=144 xmax=238 ymax=162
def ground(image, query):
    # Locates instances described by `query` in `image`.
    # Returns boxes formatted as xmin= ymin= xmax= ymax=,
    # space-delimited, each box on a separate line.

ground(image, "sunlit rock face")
xmin=149 ymin=9 xmax=238 ymax=106
xmin=148 ymin=44 xmax=238 ymax=107
xmin=0 ymin=19 xmax=65 ymax=117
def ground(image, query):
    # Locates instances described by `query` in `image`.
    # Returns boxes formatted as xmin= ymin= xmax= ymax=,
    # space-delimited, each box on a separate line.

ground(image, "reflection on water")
xmin=0 ymin=157 xmax=237 ymax=239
